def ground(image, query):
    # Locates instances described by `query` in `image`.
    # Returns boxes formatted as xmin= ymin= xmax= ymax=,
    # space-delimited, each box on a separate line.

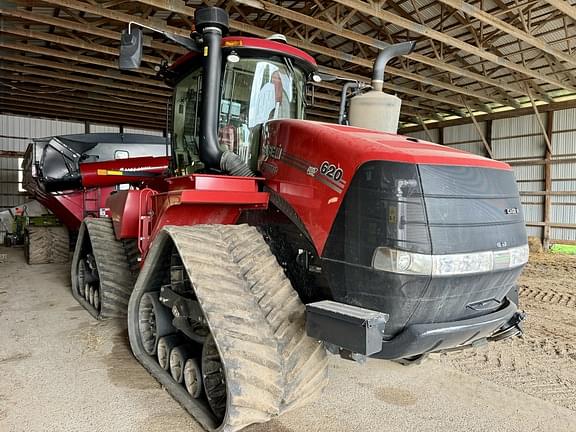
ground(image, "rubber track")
xmin=122 ymin=238 xmax=141 ymax=274
xmin=129 ymin=225 xmax=328 ymax=431
xmin=71 ymin=218 xmax=135 ymax=319
xmin=221 ymin=225 xmax=329 ymax=413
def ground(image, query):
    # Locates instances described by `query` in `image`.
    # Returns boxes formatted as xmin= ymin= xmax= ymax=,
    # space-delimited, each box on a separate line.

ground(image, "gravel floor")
xmin=1 ymin=246 xmax=575 ymax=432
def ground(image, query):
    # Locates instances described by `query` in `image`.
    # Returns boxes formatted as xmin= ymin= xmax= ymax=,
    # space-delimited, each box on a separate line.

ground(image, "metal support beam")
xmin=0 ymin=150 xmax=25 ymax=159
xmin=543 ymin=111 xmax=554 ymax=250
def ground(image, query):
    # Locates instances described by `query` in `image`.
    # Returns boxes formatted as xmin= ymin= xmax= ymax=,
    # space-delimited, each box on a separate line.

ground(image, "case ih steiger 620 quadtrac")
xmin=22 ymin=133 xmax=169 ymax=264
xmin=58 ymin=6 xmax=527 ymax=431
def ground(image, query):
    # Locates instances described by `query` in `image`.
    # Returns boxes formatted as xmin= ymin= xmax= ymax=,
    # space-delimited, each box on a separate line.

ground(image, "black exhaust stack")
xmin=195 ymin=7 xmax=254 ymax=176
xmin=371 ymin=41 xmax=416 ymax=92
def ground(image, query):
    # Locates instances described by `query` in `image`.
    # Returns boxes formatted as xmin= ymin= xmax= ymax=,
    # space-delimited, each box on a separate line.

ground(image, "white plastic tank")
xmin=345 ymin=41 xmax=415 ymax=134
xmin=348 ymin=90 xmax=402 ymax=133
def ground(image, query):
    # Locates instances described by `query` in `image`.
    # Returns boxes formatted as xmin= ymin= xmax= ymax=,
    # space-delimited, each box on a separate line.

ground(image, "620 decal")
xmin=320 ymin=161 xmax=344 ymax=182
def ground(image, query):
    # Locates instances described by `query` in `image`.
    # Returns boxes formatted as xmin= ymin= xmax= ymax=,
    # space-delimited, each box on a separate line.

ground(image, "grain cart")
xmin=22 ymin=133 xmax=169 ymax=263
xmin=67 ymin=7 xmax=527 ymax=431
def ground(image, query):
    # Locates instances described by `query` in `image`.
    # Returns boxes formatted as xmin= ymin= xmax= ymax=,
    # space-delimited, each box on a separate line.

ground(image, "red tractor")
xmin=66 ymin=7 xmax=527 ymax=431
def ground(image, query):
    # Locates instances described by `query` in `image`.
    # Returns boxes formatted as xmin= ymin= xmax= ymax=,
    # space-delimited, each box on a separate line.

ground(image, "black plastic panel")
xmin=322 ymin=161 xmax=528 ymax=339
xmin=323 ymin=161 xmax=431 ymax=265
xmin=419 ymin=165 xmax=527 ymax=254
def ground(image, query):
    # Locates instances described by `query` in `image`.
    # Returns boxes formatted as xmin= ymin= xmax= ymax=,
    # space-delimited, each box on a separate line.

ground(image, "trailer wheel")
xmin=48 ymin=226 xmax=69 ymax=263
xmin=25 ymin=226 xmax=69 ymax=264
xmin=25 ymin=227 xmax=50 ymax=265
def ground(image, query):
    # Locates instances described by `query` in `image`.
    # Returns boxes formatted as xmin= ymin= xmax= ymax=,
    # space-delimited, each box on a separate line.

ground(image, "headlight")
xmin=372 ymin=244 xmax=529 ymax=276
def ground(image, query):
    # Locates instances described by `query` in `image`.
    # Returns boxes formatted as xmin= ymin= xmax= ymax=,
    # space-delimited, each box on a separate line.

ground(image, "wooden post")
xmin=486 ymin=120 xmax=493 ymax=158
xmin=543 ymin=111 xmax=554 ymax=250
xmin=417 ymin=115 xmax=435 ymax=142
xmin=462 ymin=98 xmax=493 ymax=158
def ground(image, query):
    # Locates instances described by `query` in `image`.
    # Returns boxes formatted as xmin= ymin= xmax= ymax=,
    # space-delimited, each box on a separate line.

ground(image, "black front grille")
xmin=322 ymin=161 xmax=527 ymax=337
xmin=419 ymin=164 xmax=527 ymax=254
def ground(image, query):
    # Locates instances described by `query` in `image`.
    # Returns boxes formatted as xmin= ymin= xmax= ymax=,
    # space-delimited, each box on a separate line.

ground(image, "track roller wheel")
xmin=184 ymin=358 xmax=203 ymax=399
xmin=127 ymin=224 xmax=329 ymax=431
xmin=89 ymin=286 xmax=95 ymax=306
xmin=202 ymin=335 xmax=226 ymax=421
xmin=170 ymin=345 xmax=195 ymax=384
xmin=77 ymin=259 xmax=87 ymax=299
xmin=71 ymin=218 xmax=135 ymax=319
xmin=157 ymin=335 xmax=181 ymax=370
xmin=138 ymin=292 xmax=175 ymax=356
xmin=93 ymin=288 xmax=101 ymax=311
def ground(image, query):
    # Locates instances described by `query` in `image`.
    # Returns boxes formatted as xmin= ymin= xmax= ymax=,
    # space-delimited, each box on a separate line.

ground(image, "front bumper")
xmin=371 ymin=298 xmax=523 ymax=360
xmin=306 ymin=297 xmax=524 ymax=361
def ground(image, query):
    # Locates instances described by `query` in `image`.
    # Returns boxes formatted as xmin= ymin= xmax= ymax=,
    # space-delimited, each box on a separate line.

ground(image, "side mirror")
xmin=119 ymin=28 xmax=143 ymax=70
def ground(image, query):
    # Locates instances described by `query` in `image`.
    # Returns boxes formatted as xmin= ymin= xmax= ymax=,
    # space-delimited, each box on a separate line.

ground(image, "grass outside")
xmin=550 ymin=244 xmax=576 ymax=255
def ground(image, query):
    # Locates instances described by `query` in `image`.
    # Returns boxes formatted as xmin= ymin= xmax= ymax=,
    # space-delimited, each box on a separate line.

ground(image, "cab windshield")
xmin=219 ymin=57 xmax=306 ymax=164
xmin=172 ymin=56 xmax=306 ymax=172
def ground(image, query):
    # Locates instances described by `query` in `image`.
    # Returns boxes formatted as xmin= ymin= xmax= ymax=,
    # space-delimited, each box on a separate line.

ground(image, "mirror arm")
xmin=128 ymin=21 xmax=201 ymax=53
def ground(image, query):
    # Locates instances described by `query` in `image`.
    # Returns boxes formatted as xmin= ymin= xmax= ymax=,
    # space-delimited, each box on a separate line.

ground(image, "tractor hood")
xmin=267 ymin=119 xmax=508 ymax=172
xmin=262 ymin=118 xmax=521 ymax=256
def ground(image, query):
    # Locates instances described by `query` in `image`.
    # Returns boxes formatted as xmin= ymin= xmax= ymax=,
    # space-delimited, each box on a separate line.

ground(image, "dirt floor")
xmin=1 ymin=246 xmax=575 ymax=432
xmin=439 ymin=252 xmax=576 ymax=411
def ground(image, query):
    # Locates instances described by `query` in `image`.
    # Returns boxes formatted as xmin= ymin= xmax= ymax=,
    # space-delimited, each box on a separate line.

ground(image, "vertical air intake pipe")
xmin=338 ymin=82 xmax=359 ymax=125
xmin=195 ymin=7 xmax=255 ymax=177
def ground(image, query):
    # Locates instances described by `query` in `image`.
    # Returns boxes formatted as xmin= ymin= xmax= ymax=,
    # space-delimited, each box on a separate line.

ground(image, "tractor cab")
xmin=165 ymin=37 xmax=317 ymax=175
